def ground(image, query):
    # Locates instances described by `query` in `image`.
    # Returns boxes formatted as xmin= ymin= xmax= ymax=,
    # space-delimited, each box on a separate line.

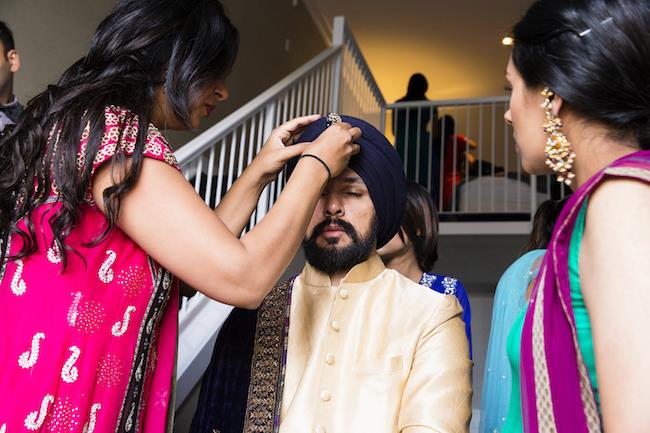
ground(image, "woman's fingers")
xmin=262 ymin=117 xmax=362 ymax=176
xmin=282 ymin=142 xmax=308 ymax=159
xmin=278 ymin=114 xmax=321 ymax=138
xmin=349 ymin=126 xmax=362 ymax=142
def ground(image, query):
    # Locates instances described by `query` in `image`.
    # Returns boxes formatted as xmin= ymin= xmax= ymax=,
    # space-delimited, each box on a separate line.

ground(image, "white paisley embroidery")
xmin=24 ymin=394 xmax=54 ymax=430
xmin=98 ymin=250 xmax=117 ymax=283
xmin=67 ymin=292 xmax=83 ymax=326
xmin=0 ymin=423 xmax=6 ymax=433
xmin=18 ymin=332 xmax=45 ymax=369
xmin=111 ymin=306 xmax=136 ymax=337
xmin=61 ymin=346 xmax=81 ymax=383
xmin=11 ymin=259 xmax=27 ymax=296
xmin=46 ymin=242 xmax=62 ymax=264
xmin=82 ymin=403 xmax=101 ymax=433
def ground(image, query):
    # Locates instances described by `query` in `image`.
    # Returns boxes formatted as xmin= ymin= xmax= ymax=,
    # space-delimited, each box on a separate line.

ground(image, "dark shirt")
xmin=0 ymin=97 xmax=23 ymax=132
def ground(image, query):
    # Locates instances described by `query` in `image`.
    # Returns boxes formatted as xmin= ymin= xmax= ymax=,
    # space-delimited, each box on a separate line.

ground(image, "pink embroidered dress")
xmin=0 ymin=106 xmax=180 ymax=433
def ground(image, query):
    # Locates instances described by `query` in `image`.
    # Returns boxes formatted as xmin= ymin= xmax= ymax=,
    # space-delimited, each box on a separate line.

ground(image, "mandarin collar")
xmin=300 ymin=253 xmax=386 ymax=287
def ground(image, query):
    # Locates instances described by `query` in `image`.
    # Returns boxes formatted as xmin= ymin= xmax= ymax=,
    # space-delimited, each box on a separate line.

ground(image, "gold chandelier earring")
xmin=541 ymin=87 xmax=575 ymax=185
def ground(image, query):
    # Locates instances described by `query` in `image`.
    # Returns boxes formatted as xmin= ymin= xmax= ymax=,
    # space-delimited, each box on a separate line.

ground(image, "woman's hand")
xmin=248 ymin=114 xmax=320 ymax=185
xmin=249 ymin=114 xmax=362 ymax=185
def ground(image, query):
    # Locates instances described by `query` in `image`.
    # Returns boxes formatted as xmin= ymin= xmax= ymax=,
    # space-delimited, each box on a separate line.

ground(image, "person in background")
xmin=378 ymin=180 xmax=472 ymax=357
xmin=393 ymin=73 xmax=437 ymax=191
xmin=436 ymin=115 xmax=477 ymax=211
xmin=0 ymin=21 xmax=22 ymax=133
xmin=479 ymin=198 xmax=566 ymax=433
xmin=504 ymin=0 xmax=650 ymax=431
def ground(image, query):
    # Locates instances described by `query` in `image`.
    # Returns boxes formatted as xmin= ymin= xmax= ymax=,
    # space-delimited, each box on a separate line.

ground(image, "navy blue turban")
xmin=287 ymin=115 xmax=406 ymax=249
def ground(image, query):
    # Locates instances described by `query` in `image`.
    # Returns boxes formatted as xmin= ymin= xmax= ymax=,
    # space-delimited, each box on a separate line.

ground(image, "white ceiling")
xmin=305 ymin=0 xmax=534 ymax=102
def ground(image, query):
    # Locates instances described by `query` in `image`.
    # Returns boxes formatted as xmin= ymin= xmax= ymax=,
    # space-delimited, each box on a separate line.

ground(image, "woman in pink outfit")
xmin=0 ymin=1 xmax=361 ymax=432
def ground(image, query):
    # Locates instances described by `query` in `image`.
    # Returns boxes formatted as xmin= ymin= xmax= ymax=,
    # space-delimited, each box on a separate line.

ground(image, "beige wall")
xmin=1 ymin=0 xmax=327 ymax=148
xmin=308 ymin=0 xmax=534 ymax=103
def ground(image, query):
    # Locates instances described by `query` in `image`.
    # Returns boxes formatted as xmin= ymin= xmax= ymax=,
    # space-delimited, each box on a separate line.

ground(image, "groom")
xmin=190 ymin=114 xmax=472 ymax=433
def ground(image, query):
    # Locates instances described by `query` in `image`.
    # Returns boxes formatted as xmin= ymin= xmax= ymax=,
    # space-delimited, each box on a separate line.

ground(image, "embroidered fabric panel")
xmin=531 ymin=271 xmax=558 ymax=431
xmin=115 ymin=260 xmax=173 ymax=433
xmin=243 ymin=280 xmax=294 ymax=433
xmin=87 ymin=106 xmax=179 ymax=177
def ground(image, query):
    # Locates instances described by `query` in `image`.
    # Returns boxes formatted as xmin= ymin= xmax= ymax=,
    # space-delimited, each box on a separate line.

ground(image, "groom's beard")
xmin=303 ymin=216 xmax=378 ymax=275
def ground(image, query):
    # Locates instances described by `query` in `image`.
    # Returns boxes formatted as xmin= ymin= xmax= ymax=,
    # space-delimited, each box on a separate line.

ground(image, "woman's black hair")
xmin=512 ymin=0 xmax=650 ymax=149
xmin=398 ymin=181 xmax=439 ymax=272
xmin=523 ymin=197 xmax=568 ymax=252
xmin=0 ymin=0 xmax=238 ymax=268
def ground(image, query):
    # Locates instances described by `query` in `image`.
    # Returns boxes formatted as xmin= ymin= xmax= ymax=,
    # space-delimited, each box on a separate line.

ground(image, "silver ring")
xmin=326 ymin=112 xmax=342 ymax=127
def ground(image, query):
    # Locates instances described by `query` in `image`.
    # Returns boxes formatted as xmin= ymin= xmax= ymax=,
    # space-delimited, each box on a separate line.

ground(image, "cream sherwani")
xmin=279 ymin=254 xmax=472 ymax=433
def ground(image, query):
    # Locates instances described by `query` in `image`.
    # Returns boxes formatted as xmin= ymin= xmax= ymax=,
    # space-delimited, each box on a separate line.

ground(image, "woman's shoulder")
xmin=505 ymin=249 xmax=546 ymax=275
xmin=585 ymin=175 xmax=650 ymax=241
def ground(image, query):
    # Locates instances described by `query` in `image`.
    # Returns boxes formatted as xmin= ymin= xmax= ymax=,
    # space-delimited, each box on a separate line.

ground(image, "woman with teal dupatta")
xmin=502 ymin=1 xmax=650 ymax=432
xmin=479 ymin=199 xmax=565 ymax=433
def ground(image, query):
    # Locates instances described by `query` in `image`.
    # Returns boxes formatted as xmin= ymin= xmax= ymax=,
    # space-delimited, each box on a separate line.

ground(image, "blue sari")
xmin=419 ymin=272 xmax=472 ymax=358
xmin=478 ymin=249 xmax=545 ymax=433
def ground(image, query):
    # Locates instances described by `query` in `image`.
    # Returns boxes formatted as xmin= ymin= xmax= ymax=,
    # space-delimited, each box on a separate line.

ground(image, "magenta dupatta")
xmin=520 ymin=149 xmax=650 ymax=433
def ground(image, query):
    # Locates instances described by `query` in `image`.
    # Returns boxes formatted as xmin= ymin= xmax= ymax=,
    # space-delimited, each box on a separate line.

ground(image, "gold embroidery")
xmin=604 ymin=166 xmax=650 ymax=182
xmin=243 ymin=280 xmax=293 ymax=433
xmin=531 ymin=269 xmax=558 ymax=432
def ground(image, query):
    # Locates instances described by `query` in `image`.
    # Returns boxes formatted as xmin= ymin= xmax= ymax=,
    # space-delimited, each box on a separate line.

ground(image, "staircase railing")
xmin=386 ymin=98 xmax=568 ymax=234
xmin=174 ymin=15 xmax=384 ymax=407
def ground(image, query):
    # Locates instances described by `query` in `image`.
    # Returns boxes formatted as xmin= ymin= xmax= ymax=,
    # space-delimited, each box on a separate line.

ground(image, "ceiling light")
xmin=502 ymin=36 xmax=514 ymax=46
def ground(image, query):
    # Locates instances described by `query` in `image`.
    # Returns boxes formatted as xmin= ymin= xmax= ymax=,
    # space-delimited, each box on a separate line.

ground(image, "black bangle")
xmin=299 ymin=154 xmax=332 ymax=183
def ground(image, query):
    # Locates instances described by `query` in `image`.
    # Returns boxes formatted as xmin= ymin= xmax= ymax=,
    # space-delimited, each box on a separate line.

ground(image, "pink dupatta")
xmin=520 ymin=149 xmax=650 ymax=433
